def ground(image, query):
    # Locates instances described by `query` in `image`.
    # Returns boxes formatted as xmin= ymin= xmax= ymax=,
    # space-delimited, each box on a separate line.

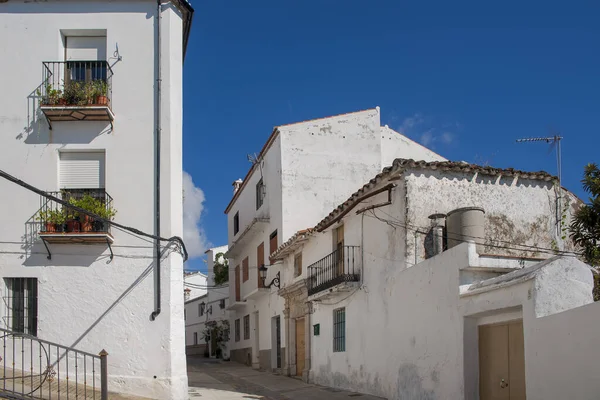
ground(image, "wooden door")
xmin=257 ymin=242 xmax=265 ymax=288
xmin=479 ymin=320 xmax=526 ymax=400
xmin=235 ymin=265 xmax=240 ymax=301
xmin=295 ymin=318 xmax=305 ymax=376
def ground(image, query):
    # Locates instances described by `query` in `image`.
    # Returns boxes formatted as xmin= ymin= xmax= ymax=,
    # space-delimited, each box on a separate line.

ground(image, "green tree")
xmin=213 ymin=252 xmax=229 ymax=286
xmin=570 ymin=163 xmax=600 ymax=300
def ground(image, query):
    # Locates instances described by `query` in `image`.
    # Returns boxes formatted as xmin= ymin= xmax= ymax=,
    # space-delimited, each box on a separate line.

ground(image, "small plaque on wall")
xmin=313 ymin=324 xmax=320 ymax=336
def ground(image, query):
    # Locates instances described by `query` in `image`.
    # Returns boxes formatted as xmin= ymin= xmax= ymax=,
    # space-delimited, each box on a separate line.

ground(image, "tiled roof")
xmin=266 ymin=159 xmax=555 ymax=260
xmin=270 ymin=229 xmax=314 ymax=261
xmin=314 ymin=158 xmax=555 ymax=232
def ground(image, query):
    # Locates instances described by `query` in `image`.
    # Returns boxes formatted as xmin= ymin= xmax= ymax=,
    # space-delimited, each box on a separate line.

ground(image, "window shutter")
xmin=59 ymin=151 xmax=105 ymax=189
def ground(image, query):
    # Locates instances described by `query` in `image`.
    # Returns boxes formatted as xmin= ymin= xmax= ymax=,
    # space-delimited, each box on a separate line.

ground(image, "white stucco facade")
xmin=224 ymin=108 xmax=445 ymax=371
xmin=0 ymin=1 xmax=191 ymax=399
xmin=184 ymin=271 xmax=207 ymax=301
xmin=272 ymin=158 xmax=596 ymax=399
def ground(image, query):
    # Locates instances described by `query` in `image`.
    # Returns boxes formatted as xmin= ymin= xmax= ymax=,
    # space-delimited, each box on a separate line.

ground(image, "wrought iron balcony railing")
xmin=307 ymin=246 xmax=361 ymax=296
xmin=37 ymin=189 xmax=114 ymax=235
xmin=40 ymin=61 xmax=114 ymax=128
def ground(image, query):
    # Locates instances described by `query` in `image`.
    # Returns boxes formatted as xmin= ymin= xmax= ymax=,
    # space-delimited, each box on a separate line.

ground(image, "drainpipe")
xmin=150 ymin=0 xmax=162 ymax=321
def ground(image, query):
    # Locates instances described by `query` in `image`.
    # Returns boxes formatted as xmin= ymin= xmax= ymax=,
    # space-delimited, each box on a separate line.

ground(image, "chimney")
xmin=232 ymin=179 xmax=243 ymax=194
xmin=428 ymin=213 xmax=447 ymax=256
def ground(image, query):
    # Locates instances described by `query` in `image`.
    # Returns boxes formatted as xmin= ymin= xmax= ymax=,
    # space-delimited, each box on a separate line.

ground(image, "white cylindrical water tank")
xmin=446 ymin=207 xmax=485 ymax=253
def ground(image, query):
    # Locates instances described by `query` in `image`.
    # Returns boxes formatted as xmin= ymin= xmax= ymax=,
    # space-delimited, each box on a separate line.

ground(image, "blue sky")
xmin=181 ymin=1 xmax=600 ymax=272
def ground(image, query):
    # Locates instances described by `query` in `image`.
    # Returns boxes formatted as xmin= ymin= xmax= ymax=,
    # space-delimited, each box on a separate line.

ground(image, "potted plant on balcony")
xmin=63 ymin=81 xmax=87 ymax=106
xmin=93 ymin=202 xmax=117 ymax=232
xmin=93 ymin=80 xmax=109 ymax=106
xmin=68 ymin=195 xmax=117 ymax=233
xmin=37 ymin=84 xmax=63 ymax=106
xmin=36 ymin=209 xmax=66 ymax=233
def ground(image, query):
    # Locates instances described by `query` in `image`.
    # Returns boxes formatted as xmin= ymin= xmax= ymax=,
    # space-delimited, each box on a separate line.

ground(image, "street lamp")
xmin=258 ymin=264 xmax=280 ymax=289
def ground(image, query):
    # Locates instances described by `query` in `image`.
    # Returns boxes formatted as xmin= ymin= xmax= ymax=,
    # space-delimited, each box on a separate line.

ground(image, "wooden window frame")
xmin=294 ymin=253 xmax=303 ymax=277
xmin=242 ymin=257 xmax=249 ymax=282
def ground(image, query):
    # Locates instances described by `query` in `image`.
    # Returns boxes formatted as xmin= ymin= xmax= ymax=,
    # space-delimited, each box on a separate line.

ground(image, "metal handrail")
xmin=36 ymin=189 xmax=114 ymax=235
xmin=0 ymin=327 xmax=108 ymax=399
xmin=40 ymin=61 xmax=113 ymax=108
xmin=307 ymin=246 xmax=361 ymax=295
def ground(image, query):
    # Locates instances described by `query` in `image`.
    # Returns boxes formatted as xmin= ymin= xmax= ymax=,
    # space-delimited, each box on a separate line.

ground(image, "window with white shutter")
xmin=59 ymin=151 xmax=105 ymax=189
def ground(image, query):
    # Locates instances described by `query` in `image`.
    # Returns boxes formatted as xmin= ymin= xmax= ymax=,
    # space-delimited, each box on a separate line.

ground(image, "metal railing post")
xmin=99 ymin=349 xmax=108 ymax=400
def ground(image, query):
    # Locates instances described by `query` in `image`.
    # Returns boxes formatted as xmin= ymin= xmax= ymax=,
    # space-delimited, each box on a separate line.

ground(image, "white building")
xmin=0 ymin=1 xmax=193 ymax=399
xmin=184 ymin=246 xmax=230 ymax=358
xmin=184 ymin=271 xmax=207 ymax=301
xmin=271 ymin=158 xmax=600 ymax=399
xmin=224 ymin=108 xmax=445 ymax=370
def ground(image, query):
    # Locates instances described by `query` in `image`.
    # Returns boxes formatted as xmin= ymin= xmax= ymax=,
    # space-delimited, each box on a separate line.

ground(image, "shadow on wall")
xmin=68 ymin=261 xmax=155 ymax=351
xmin=16 ymin=86 xmax=109 ymax=145
xmin=412 ymin=170 xmax=554 ymax=190
xmin=21 ymin=217 xmax=108 ymax=267
xmin=2 ymin=1 xmax=156 ymax=18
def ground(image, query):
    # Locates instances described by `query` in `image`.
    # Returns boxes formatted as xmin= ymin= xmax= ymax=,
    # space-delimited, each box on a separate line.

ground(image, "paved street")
xmin=187 ymin=357 xmax=385 ymax=400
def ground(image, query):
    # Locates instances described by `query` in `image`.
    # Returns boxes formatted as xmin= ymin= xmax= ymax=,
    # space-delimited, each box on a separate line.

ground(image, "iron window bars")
xmin=333 ymin=308 xmax=346 ymax=352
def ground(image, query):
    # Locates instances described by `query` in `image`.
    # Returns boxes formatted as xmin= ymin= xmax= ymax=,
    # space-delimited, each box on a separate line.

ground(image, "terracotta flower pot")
xmin=43 ymin=222 xmax=56 ymax=233
xmin=58 ymin=98 xmax=67 ymax=106
xmin=96 ymin=95 xmax=108 ymax=106
xmin=81 ymin=215 xmax=93 ymax=232
xmin=66 ymin=219 xmax=80 ymax=233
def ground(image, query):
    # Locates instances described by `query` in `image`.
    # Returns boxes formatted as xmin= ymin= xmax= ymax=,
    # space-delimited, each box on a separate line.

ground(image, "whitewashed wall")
xmin=0 ymin=2 xmax=186 ymax=399
xmin=226 ymin=108 xmax=447 ymax=371
xmin=379 ymin=125 xmax=446 ymax=166
xmin=185 ymin=295 xmax=207 ymax=346
xmin=311 ymin=239 xmax=596 ymax=400
xmin=185 ymin=272 xmax=207 ymax=300
xmin=404 ymin=170 xmax=577 ymax=265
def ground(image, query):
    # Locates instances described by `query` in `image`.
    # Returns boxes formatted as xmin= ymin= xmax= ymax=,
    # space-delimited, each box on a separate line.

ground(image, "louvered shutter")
xmin=59 ymin=151 xmax=105 ymax=189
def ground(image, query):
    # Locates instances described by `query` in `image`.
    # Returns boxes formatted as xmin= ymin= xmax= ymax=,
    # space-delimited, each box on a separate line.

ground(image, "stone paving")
xmin=187 ymin=357 xmax=386 ymax=400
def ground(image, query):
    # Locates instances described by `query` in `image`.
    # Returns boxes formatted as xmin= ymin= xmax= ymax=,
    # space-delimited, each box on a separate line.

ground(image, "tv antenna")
xmin=516 ymin=134 xmax=563 ymax=234
xmin=247 ymin=153 xmax=264 ymax=179
xmin=247 ymin=153 xmax=259 ymax=165
xmin=515 ymin=135 xmax=562 ymax=185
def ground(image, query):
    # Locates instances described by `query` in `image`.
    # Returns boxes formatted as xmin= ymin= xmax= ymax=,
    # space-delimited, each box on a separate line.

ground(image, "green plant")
xmin=63 ymin=81 xmax=87 ymax=105
xmin=213 ymin=252 xmax=229 ymax=285
xmin=570 ymin=163 xmax=600 ymax=267
xmin=67 ymin=195 xmax=116 ymax=221
xmin=36 ymin=209 xmax=66 ymax=225
xmin=202 ymin=320 xmax=230 ymax=359
xmin=93 ymin=80 xmax=108 ymax=98
xmin=36 ymin=84 xmax=62 ymax=105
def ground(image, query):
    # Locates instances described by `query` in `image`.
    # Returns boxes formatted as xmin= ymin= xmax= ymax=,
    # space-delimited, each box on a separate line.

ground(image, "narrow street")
xmin=187 ymin=357 xmax=385 ymax=400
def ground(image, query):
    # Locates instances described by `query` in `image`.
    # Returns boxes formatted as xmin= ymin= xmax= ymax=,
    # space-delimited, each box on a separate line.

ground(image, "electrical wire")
xmin=0 ymin=168 xmax=188 ymax=261
xmin=366 ymin=209 xmax=580 ymax=258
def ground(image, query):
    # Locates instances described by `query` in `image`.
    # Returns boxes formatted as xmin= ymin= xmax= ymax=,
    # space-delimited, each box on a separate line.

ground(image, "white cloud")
xmin=397 ymin=113 xmax=457 ymax=148
xmin=399 ymin=113 xmax=424 ymax=133
xmin=183 ymin=171 xmax=209 ymax=259
xmin=440 ymin=132 xmax=454 ymax=144
xmin=420 ymin=130 xmax=434 ymax=147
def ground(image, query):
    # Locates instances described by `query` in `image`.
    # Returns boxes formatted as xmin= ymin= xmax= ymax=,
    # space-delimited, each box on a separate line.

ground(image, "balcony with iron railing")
xmin=40 ymin=61 xmax=114 ymax=129
xmin=307 ymin=246 xmax=361 ymax=297
xmin=36 ymin=189 xmax=115 ymax=251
